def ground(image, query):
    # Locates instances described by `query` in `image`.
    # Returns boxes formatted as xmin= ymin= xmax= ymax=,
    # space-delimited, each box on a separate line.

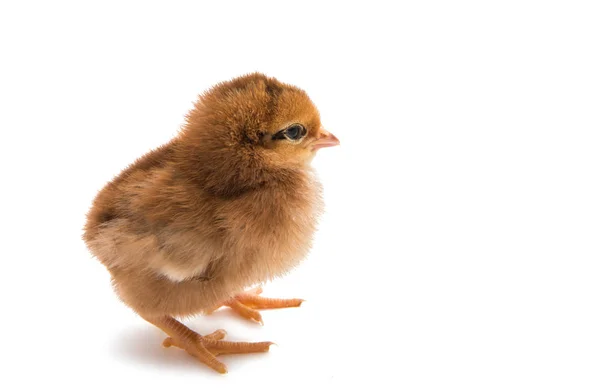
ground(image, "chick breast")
xmin=84 ymin=145 xmax=323 ymax=318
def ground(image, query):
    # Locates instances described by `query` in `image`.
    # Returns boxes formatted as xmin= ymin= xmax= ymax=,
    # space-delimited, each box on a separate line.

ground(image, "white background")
xmin=1 ymin=1 xmax=599 ymax=390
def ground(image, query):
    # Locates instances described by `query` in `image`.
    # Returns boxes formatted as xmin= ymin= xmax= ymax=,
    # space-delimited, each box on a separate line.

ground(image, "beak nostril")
xmin=318 ymin=129 xmax=335 ymax=139
xmin=312 ymin=130 xmax=340 ymax=151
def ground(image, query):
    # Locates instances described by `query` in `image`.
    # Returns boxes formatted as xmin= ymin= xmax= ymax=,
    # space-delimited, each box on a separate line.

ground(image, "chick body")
xmin=84 ymin=73 xmax=327 ymax=319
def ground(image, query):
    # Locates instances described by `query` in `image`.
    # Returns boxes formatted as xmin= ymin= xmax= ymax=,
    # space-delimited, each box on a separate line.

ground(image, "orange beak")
xmin=311 ymin=130 xmax=340 ymax=151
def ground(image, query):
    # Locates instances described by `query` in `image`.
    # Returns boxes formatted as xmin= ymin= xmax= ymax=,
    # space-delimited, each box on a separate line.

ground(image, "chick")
xmin=83 ymin=73 xmax=339 ymax=373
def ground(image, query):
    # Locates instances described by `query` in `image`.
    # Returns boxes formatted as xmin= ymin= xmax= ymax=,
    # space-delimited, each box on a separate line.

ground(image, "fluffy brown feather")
xmin=83 ymin=73 xmax=337 ymax=320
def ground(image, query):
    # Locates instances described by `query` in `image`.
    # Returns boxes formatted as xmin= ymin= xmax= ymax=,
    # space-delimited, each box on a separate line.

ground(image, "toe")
xmin=204 ymin=329 xmax=227 ymax=340
xmin=228 ymin=299 xmax=264 ymax=324
xmin=204 ymin=339 xmax=274 ymax=355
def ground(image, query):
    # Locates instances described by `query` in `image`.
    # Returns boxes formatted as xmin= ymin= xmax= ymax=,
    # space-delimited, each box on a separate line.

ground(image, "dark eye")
xmin=284 ymin=124 xmax=306 ymax=141
xmin=271 ymin=123 xmax=307 ymax=141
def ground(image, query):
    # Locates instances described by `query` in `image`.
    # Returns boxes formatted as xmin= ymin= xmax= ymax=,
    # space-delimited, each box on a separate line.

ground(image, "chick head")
xmin=179 ymin=73 xmax=339 ymax=196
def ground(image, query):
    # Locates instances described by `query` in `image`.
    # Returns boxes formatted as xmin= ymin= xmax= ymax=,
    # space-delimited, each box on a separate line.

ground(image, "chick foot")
xmin=147 ymin=315 xmax=272 ymax=374
xmin=209 ymin=286 xmax=304 ymax=325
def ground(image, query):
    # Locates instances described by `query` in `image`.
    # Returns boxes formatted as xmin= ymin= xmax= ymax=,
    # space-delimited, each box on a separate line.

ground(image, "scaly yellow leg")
xmin=208 ymin=286 xmax=304 ymax=324
xmin=145 ymin=315 xmax=272 ymax=374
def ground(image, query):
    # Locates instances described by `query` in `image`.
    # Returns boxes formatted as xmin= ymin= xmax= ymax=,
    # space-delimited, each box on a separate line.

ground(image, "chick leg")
xmin=145 ymin=315 xmax=272 ymax=374
xmin=209 ymin=286 xmax=304 ymax=324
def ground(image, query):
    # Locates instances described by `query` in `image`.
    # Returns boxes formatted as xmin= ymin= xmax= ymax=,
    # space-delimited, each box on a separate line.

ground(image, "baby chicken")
xmin=83 ymin=73 xmax=339 ymax=373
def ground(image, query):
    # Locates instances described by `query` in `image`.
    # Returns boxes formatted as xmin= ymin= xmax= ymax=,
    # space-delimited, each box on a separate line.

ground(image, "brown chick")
xmin=83 ymin=73 xmax=339 ymax=373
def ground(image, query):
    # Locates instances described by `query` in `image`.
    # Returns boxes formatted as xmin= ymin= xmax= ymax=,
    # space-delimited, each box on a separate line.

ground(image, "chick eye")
xmin=271 ymin=123 xmax=307 ymax=142
xmin=284 ymin=124 xmax=306 ymax=141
